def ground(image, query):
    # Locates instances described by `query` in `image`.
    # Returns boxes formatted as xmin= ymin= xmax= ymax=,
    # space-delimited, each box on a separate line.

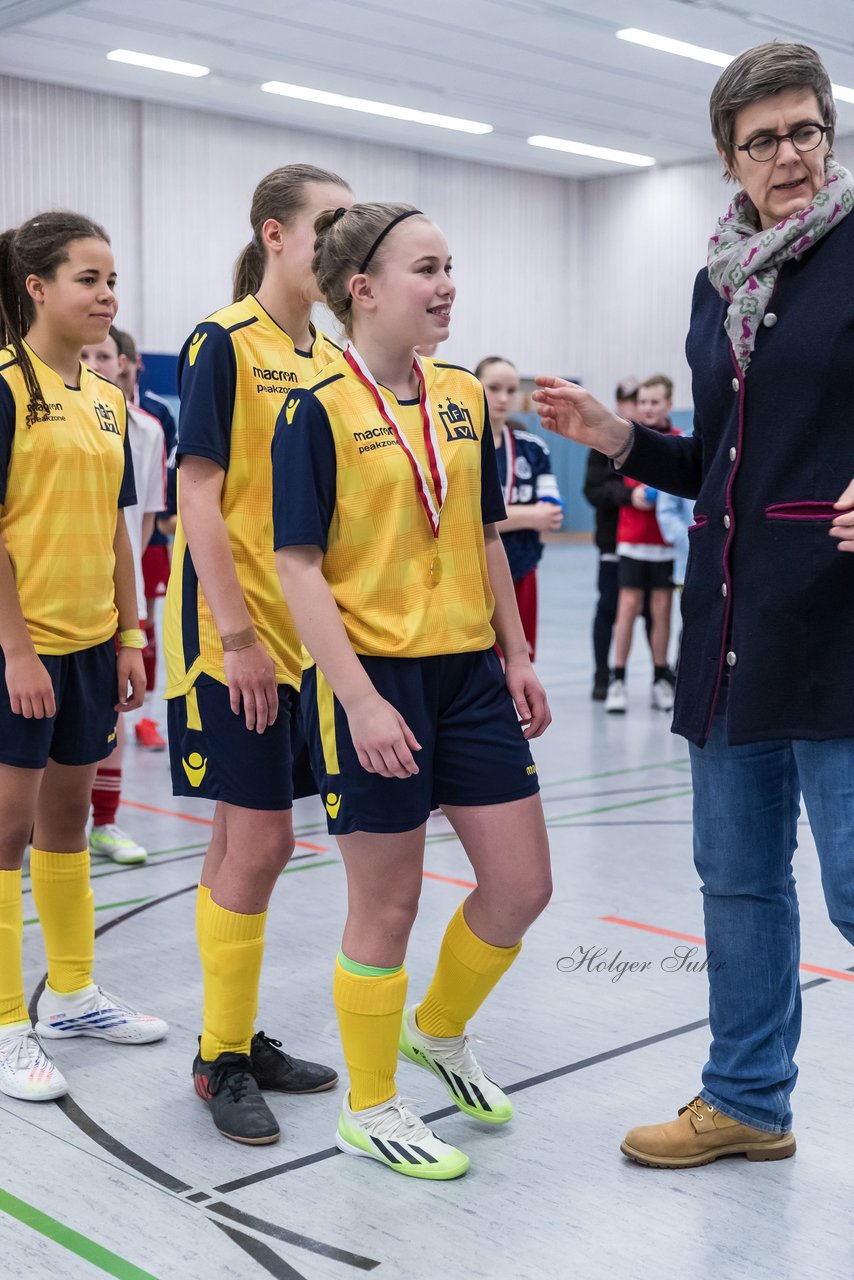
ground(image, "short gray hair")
xmin=710 ymin=42 xmax=836 ymax=174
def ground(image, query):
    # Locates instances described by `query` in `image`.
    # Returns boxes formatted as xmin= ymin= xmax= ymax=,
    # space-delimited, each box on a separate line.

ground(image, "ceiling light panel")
xmin=616 ymin=28 xmax=854 ymax=104
xmin=261 ymin=81 xmax=493 ymax=134
xmin=528 ymin=135 xmax=655 ymax=167
xmin=107 ymin=49 xmax=209 ymax=77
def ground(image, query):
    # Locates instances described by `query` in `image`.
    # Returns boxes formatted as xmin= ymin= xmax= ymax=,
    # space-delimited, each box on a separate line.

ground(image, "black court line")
xmin=34 ymin=882 xmax=380 ymax=1277
xmin=56 ymin=1094 xmax=193 ymax=1194
xmin=208 ymin=1204 xmax=380 ymax=1271
xmin=214 ymin=975 xmax=834 ymax=1194
xmin=215 ymin=1224 xmax=309 ymax=1280
xmin=540 ymin=782 xmax=696 ymax=806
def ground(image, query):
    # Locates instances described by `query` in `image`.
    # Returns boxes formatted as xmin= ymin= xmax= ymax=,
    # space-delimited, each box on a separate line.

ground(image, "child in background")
xmin=476 ymin=357 xmax=562 ymax=660
xmin=84 ymin=327 xmax=165 ymax=865
xmin=606 ymin=375 xmax=678 ymax=715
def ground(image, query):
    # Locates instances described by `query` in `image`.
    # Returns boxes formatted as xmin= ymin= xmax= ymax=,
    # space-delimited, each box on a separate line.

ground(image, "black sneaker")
xmin=592 ymin=668 xmax=610 ymax=701
xmin=193 ymin=1047 xmax=280 ymax=1145
xmin=250 ymin=1030 xmax=339 ymax=1094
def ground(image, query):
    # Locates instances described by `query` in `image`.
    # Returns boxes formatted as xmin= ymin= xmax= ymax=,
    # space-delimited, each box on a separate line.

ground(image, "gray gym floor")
xmin=3 ymin=543 xmax=851 ymax=1280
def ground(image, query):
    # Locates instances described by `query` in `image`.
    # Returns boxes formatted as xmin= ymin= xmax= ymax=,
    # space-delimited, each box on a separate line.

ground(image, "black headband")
xmin=358 ymin=209 xmax=423 ymax=275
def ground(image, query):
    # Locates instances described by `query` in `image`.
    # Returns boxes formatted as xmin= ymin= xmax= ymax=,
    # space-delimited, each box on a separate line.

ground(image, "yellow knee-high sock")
xmin=195 ymin=882 xmax=211 ymax=950
xmin=333 ymin=955 xmax=408 ymax=1111
xmin=416 ymin=903 xmax=522 ymax=1038
xmin=198 ymin=891 xmax=266 ymax=1061
xmin=0 ymin=869 xmax=28 ymax=1026
xmin=30 ymin=849 xmax=94 ymax=995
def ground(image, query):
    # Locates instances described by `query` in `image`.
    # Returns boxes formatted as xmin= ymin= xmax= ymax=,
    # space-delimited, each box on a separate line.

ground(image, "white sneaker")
xmin=399 ymin=1005 xmax=513 ymax=1124
xmin=605 ymin=679 xmax=627 ymax=714
xmin=336 ymin=1091 xmax=469 ymax=1179
xmin=89 ymin=824 xmax=147 ymax=865
xmin=0 ymin=1020 xmax=68 ymax=1101
xmin=651 ymin=679 xmax=675 ymax=712
xmin=35 ymin=983 xmax=168 ymax=1044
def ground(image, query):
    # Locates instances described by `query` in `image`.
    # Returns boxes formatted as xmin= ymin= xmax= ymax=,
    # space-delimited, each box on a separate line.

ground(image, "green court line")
xmin=425 ymin=786 xmax=695 ymax=845
xmin=539 ymin=758 xmax=689 ymax=789
xmin=24 ymin=896 xmax=151 ymax=927
xmin=22 ymin=843 xmax=209 ymax=886
xmin=0 ymin=1186 xmax=160 ymax=1280
xmin=282 ymin=858 xmax=339 ymax=875
xmin=542 ymin=787 xmax=695 ymax=826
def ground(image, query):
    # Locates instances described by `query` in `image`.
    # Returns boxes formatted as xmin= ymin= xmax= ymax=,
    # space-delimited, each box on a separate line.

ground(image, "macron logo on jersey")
xmin=285 ymin=397 xmax=300 ymax=424
xmin=253 ymin=366 xmax=298 ymax=395
xmin=188 ymin=332 xmax=207 ymax=366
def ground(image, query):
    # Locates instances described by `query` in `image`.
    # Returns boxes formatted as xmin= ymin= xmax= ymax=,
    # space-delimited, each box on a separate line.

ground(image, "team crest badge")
xmin=94 ymin=401 xmax=121 ymax=435
xmin=438 ymin=398 xmax=477 ymax=441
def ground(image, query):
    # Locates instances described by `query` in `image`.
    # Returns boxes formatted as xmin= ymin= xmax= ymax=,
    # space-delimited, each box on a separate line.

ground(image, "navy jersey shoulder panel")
xmin=176 ymin=322 xmax=237 ymax=470
xmin=272 ymin=389 xmax=337 ymax=551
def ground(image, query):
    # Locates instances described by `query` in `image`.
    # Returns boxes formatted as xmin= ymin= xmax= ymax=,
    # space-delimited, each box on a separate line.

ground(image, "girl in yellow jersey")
xmin=273 ymin=204 xmax=553 ymax=1179
xmin=163 ymin=165 xmax=353 ymax=1145
xmin=0 ymin=212 xmax=168 ymax=1103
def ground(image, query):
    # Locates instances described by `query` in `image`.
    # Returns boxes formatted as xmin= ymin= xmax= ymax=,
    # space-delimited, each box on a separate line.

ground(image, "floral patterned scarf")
xmin=707 ymin=158 xmax=854 ymax=371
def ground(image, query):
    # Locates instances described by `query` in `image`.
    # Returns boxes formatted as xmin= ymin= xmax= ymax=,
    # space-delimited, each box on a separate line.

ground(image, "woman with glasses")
xmin=534 ymin=42 xmax=854 ymax=1168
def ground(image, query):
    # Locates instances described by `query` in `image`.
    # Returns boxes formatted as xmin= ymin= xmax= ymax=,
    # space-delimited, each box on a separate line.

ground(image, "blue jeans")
xmin=690 ymin=708 xmax=854 ymax=1132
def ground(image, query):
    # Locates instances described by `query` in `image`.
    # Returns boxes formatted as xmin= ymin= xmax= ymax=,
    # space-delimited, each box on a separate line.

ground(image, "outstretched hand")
xmin=532 ymin=377 xmax=632 ymax=457
xmin=830 ymin=478 xmax=854 ymax=552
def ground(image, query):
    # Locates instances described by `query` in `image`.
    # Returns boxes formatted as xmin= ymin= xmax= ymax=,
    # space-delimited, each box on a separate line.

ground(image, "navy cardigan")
xmin=622 ymin=211 xmax=854 ymax=747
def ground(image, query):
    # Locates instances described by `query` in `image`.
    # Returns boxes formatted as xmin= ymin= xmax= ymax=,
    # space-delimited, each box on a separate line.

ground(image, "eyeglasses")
xmin=735 ymin=123 xmax=830 ymax=163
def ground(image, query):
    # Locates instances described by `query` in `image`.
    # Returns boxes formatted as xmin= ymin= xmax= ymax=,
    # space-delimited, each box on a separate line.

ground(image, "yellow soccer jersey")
xmin=271 ymin=354 xmax=507 ymax=658
xmin=163 ymin=295 xmax=341 ymax=697
xmin=0 ymin=343 xmax=134 ymax=655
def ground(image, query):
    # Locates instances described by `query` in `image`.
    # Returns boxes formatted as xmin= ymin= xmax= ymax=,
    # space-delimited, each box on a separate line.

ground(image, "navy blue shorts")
xmin=167 ymin=677 xmax=318 ymax=811
xmin=301 ymin=649 xmax=539 ymax=835
xmin=0 ymin=640 xmax=118 ymax=770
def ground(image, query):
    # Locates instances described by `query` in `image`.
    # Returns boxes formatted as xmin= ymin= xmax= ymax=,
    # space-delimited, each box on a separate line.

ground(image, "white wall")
xmin=4 ymin=71 xmax=852 ymax=408
xmin=0 ymin=73 xmax=577 ymax=373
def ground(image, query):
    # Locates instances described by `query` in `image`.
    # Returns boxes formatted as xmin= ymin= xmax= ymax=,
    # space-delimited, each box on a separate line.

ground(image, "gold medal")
xmin=428 ymin=551 xmax=442 ymax=587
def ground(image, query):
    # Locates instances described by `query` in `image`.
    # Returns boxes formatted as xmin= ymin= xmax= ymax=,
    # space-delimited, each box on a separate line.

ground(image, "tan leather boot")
xmin=621 ymin=1096 xmax=796 ymax=1168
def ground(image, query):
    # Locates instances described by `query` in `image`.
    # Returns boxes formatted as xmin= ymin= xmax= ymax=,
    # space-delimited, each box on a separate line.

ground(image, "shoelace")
xmin=254 ymin=1031 xmax=294 ymax=1066
xmin=2 ymin=1028 xmax=48 ymax=1073
xmin=91 ymin=987 xmax=142 ymax=1016
xmin=97 ymin=827 xmax=134 ymax=843
xmin=425 ymin=1029 xmax=486 ymax=1077
xmin=366 ymin=1096 xmax=433 ymax=1144
xmin=684 ymin=1097 xmax=715 ymax=1123
xmin=206 ymin=1053 xmax=255 ymax=1103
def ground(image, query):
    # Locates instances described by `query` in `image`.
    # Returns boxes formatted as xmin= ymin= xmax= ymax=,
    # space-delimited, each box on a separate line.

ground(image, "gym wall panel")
xmin=0 ymin=72 xmax=575 ymax=374
xmin=139 ymin=102 xmax=577 ymax=372
xmin=578 ymin=156 xmax=727 ymax=410
xmin=0 ymin=75 xmax=143 ymax=339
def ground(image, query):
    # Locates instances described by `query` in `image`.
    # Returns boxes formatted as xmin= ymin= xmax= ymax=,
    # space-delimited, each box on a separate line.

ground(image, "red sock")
xmin=143 ymin=623 xmax=156 ymax=689
xmin=91 ymin=767 xmax=122 ymax=827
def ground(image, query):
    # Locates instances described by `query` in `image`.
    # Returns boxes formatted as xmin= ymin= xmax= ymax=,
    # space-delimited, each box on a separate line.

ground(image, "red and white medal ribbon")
xmin=501 ymin=425 xmax=516 ymax=506
xmin=344 ymin=343 xmax=448 ymax=540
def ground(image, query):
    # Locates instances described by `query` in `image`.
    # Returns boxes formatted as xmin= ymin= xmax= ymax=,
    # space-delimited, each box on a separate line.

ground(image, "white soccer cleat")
xmin=605 ymin=678 xmax=627 ymax=714
xmin=336 ymin=1091 xmax=469 ymax=1179
xmin=35 ymin=983 xmax=168 ymax=1044
xmin=399 ymin=1005 xmax=513 ymax=1124
xmin=651 ymin=679 xmax=675 ymax=712
xmin=0 ymin=1020 xmax=68 ymax=1101
xmin=89 ymin=824 xmax=148 ymax=865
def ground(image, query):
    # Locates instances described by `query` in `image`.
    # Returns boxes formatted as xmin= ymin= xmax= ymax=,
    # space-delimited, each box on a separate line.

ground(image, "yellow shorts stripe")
xmin=185 ymin=685 xmax=203 ymax=732
xmin=316 ymin=669 xmax=340 ymax=775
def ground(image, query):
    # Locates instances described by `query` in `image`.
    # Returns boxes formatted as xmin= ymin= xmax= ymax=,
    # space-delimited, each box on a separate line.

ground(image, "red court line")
xmin=423 ymin=870 xmax=477 ymax=889
xmin=602 ymin=915 xmax=854 ymax=984
xmin=122 ymin=799 xmax=328 ymax=852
